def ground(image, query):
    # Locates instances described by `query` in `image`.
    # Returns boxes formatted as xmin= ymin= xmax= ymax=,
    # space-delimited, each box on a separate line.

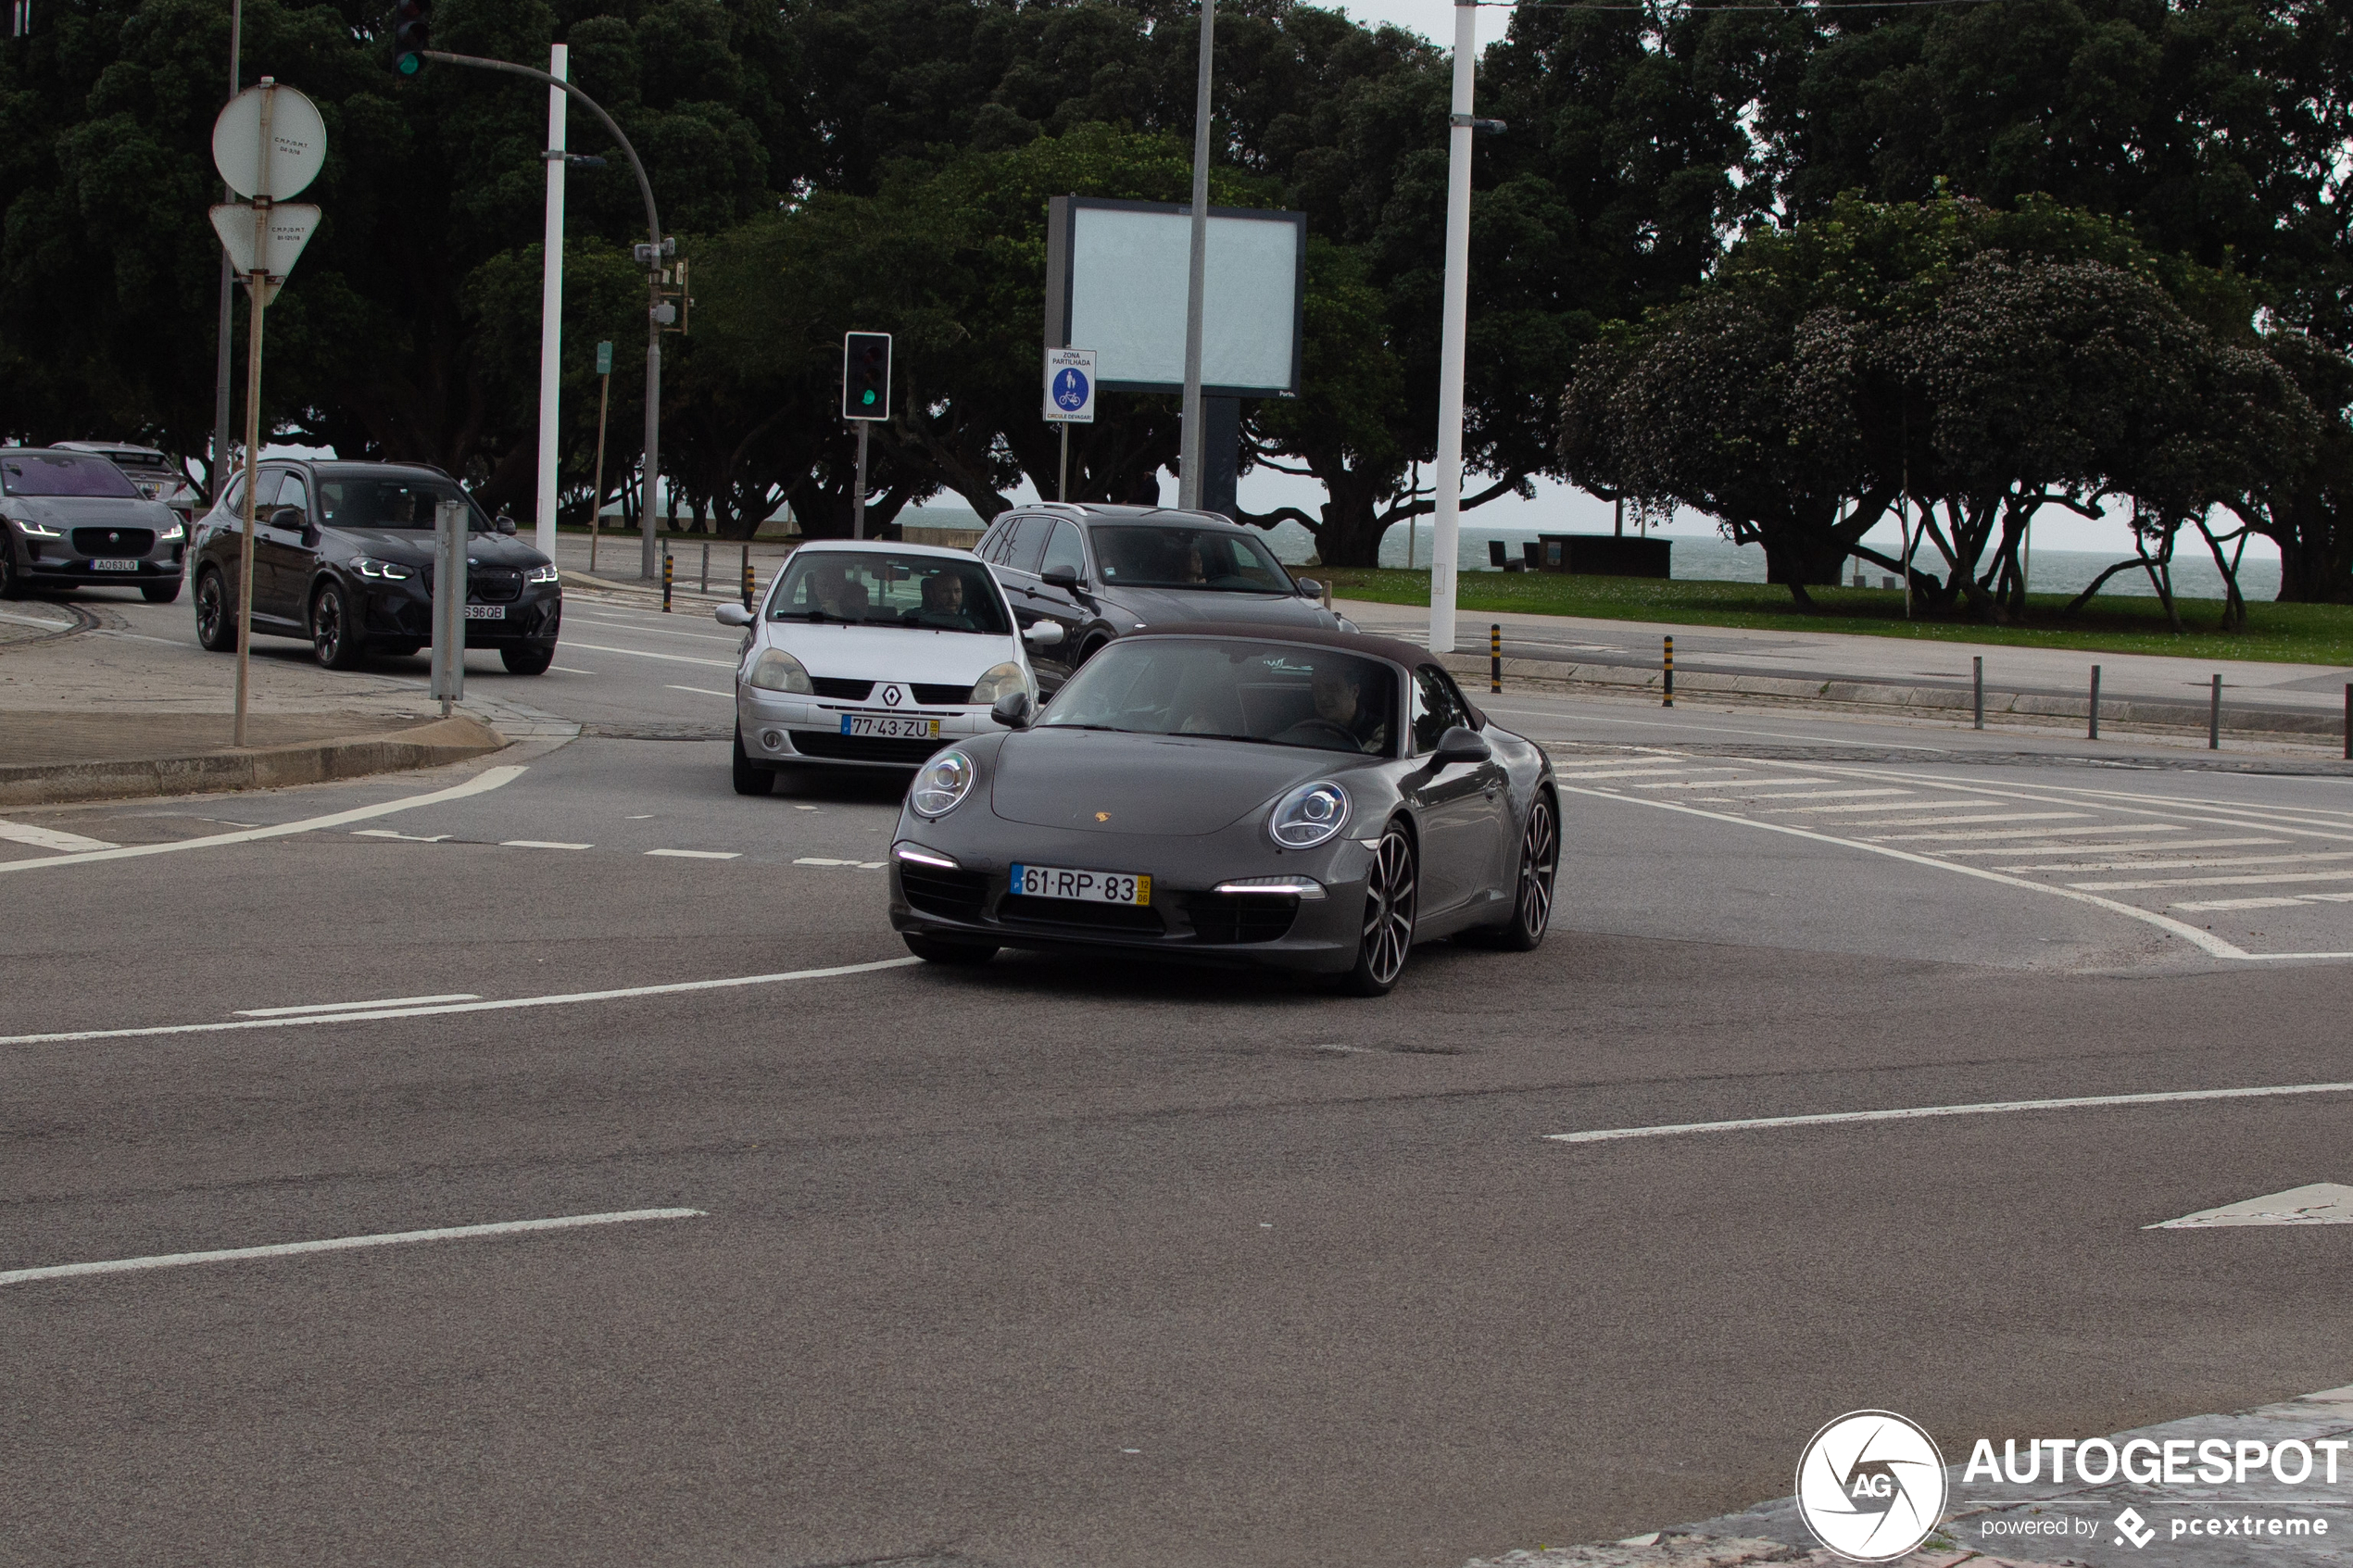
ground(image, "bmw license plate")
xmin=842 ymin=712 xmax=938 ymax=738
xmin=1010 ymin=863 xmax=1151 ymax=906
xmin=463 ymin=604 xmax=505 ymax=620
xmin=88 ymin=558 xmax=138 ymax=571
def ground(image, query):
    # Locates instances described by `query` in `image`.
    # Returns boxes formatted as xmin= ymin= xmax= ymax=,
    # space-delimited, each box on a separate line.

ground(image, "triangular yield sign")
xmin=2145 ymin=1182 xmax=2353 ymax=1228
xmin=208 ymin=203 xmax=321 ymax=282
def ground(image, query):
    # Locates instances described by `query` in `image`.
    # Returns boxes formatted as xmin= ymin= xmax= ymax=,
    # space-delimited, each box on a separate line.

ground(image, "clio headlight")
xmin=1268 ymin=781 xmax=1351 ymax=849
xmin=968 ymin=661 xmax=1026 ymax=705
xmin=910 ymin=750 xmax=975 ymax=818
xmin=748 ymin=648 xmax=813 ymax=693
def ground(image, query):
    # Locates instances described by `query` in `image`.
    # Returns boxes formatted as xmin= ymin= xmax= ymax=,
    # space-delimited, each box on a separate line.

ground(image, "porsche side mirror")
xmin=1295 ymin=577 xmax=1323 ymax=599
xmin=1040 ymin=564 xmax=1084 ymax=592
xmin=1021 ymin=621 xmax=1064 ymax=646
xmin=714 ymin=603 xmax=753 ymax=628
xmin=991 ymin=690 xmax=1033 ymax=729
xmin=1431 ymin=725 xmax=1491 ymax=767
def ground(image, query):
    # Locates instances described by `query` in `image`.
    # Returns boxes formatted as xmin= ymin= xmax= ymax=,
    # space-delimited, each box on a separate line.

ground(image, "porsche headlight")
xmin=969 ymin=661 xmax=1026 ymax=705
xmin=1268 ymin=781 xmax=1351 ymax=849
xmin=910 ymin=749 xmax=975 ymax=818
xmin=748 ymin=647 xmax=813 ymax=694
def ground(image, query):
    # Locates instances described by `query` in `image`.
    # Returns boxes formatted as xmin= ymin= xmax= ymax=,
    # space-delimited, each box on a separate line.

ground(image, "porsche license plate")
xmin=88 ymin=558 xmax=139 ymax=571
xmin=1010 ymin=863 xmax=1151 ymax=906
xmin=463 ymin=604 xmax=505 ymax=620
xmin=842 ymin=713 xmax=939 ymax=738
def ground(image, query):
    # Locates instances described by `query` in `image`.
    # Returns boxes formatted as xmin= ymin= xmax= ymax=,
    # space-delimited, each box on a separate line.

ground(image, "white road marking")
xmin=561 ymin=640 xmax=735 ymax=670
xmin=1548 ymin=765 xmax=1706 ymax=780
xmin=1728 ymin=788 xmax=1910 ymax=801
xmin=568 ymin=617 xmax=741 ymax=644
xmin=502 ymin=839 xmax=592 ymax=850
xmin=664 ymin=684 xmax=734 ymax=698
xmin=2073 ymin=869 xmax=2353 ymax=892
xmin=2010 ymin=851 xmax=2353 ymax=874
xmin=236 ymin=993 xmax=480 ymax=1017
xmin=0 ymin=955 xmax=924 ymax=1049
xmin=1762 ymin=797 xmax=1984 ymax=816
xmin=0 ymin=1208 xmax=705 ymax=1287
xmin=0 ymin=608 xmax=74 ymax=630
xmin=1627 ymin=778 xmax=1789 ymax=791
xmin=1856 ymin=816 xmax=2122 ymax=838
xmin=646 ymin=848 xmax=739 ymax=859
xmin=550 ymin=664 xmax=598 ymax=675
xmin=1943 ymin=838 xmax=2283 ymax=858
xmin=2175 ymin=897 xmax=2309 ymax=912
xmin=1843 ymin=811 xmax=2094 ymax=828
xmin=352 ymin=828 xmax=449 ymax=843
xmin=1506 ymin=709 xmax=1947 ymax=750
xmin=1547 ymin=1081 xmax=2353 ymax=1145
xmin=0 ymin=819 xmax=119 ymax=852
xmin=2147 ymin=1183 xmax=2353 ymax=1229
xmin=0 ymin=765 xmax=527 ymax=875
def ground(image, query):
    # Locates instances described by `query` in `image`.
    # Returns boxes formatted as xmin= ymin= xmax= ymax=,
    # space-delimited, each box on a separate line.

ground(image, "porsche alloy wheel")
xmin=1340 ymin=822 xmax=1416 ymax=997
xmin=1498 ymin=793 xmax=1557 ymax=951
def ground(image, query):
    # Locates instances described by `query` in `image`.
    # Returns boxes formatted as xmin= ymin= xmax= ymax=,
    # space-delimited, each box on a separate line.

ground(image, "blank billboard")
xmin=1046 ymin=196 xmax=1304 ymax=396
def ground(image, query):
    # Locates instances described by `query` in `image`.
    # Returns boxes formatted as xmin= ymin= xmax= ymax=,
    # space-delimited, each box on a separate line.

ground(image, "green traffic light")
xmin=397 ymin=53 xmax=422 ymax=73
xmin=862 ymin=390 xmax=876 ymax=405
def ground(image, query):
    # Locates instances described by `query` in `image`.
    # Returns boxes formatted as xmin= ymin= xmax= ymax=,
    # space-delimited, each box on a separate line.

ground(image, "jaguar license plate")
xmin=463 ymin=604 xmax=505 ymax=621
xmin=842 ymin=713 xmax=938 ymax=738
xmin=88 ymin=558 xmax=139 ymax=571
xmin=1009 ymin=863 xmax=1151 ymax=906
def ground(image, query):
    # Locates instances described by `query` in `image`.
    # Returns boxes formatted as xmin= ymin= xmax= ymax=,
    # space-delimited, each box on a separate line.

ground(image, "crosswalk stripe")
xmin=2074 ymin=869 xmax=2353 ymax=893
xmin=1764 ymin=797 xmax=1982 ymax=816
xmin=1943 ymin=838 xmax=2284 ymax=858
xmin=1845 ymin=812 xmax=2093 ymax=831
xmin=1873 ymin=822 xmax=2184 ymax=842
xmin=2008 ymin=851 xmax=2353 ymax=874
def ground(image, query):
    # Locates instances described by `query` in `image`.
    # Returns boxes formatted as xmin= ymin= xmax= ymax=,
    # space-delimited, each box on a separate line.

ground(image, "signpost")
xmin=588 ymin=339 xmax=613 ymax=575
xmin=431 ymin=498 xmax=467 ymax=717
xmin=842 ymin=332 xmax=890 ymax=540
xmin=1043 ymin=346 xmax=1095 ymax=502
xmin=208 ymin=77 xmax=324 ymax=747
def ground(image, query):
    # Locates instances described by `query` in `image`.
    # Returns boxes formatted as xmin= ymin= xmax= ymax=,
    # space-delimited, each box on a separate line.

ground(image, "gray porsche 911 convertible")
xmin=886 ymin=626 xmax=1559 ymax=995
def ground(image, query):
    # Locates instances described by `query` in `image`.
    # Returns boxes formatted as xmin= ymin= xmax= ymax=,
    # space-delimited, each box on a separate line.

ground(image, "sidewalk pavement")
xmin=0 ymin=597 xmax=541 ymax=806
xmin=1341 ymin=599 xmax=2353 ymax=744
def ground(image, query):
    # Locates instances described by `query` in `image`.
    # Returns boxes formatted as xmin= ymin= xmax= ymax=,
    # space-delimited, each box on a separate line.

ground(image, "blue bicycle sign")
xmin=1052 ymin=367 xmax=1090 ymax=410
xmin=1044 ymin=347 xmax=1097 ymax=422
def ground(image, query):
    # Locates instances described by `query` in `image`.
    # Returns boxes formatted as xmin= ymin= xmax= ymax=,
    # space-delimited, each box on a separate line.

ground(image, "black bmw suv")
xmin=189 ymin=460 xmax=560 ymax=673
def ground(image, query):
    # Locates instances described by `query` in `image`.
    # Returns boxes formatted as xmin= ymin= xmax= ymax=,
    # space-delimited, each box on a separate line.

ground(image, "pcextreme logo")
xmin=1796 ymin=1411 xmax=1951 ymax=1562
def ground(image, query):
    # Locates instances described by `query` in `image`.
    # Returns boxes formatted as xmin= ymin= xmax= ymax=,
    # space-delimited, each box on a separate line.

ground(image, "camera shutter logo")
xmin=1795 ymin=1411 xmax=1949 ymax=1562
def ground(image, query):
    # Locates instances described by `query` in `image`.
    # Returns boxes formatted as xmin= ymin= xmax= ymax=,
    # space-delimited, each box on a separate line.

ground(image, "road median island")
xmin=0 ymin=712 xmax=507 ymax=807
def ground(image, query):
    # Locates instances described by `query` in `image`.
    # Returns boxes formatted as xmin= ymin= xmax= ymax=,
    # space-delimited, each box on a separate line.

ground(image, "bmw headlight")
xmin=524 ymin=563 xmax=560 ymax=584
xmin=353 ymin=557 xmax=414 ymax=580
xmin=748 ymin=647 xmax=813 ymax=694
xmin=968 ymin=661 xmax=1026 ymax=705
xmin=910 ymin=749 xmax=975 ymax=818
xmin=1268 ymin=781 xmax=1351 ymax=849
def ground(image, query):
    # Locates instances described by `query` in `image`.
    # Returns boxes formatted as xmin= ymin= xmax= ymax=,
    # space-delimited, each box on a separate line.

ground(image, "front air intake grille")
xmin=470 ymin=567 xmax=523 ymax=603
xmin=1185 ymin=893 xmax=1301 ymax=944
xmin=998 ymin=896 xmax=1164 ymax=935
xmin=900 ymin=865 xmax=989 ymax=922
xmin=72 ymin=528 xmax=154 ymax=556
xmin=811 ymin=677 xmax=874 ymax=700
xmin=789 ymin=729 xmax=945 ymax=765
xmin=911 ymin=684 xmax=972 ymax=706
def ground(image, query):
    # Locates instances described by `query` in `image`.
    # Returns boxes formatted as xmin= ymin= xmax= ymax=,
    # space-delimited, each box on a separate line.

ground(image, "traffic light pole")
xmin=422 ymin=49 xmax=665 ymax=581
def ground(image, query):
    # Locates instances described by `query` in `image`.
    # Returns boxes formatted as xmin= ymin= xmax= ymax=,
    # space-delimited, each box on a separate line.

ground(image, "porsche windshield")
xmin=770 ymin=552 xmax=1010 ymax=635
xmin=1 ymin=452 xmax=140 ymax=498
xmin=1089 ymin=525 xmax=1293 ymax=593
xmin=315 ymin=473 xmax=495 ymax=531
xmin=1040 ymin=640 xmax=1395 ymax=755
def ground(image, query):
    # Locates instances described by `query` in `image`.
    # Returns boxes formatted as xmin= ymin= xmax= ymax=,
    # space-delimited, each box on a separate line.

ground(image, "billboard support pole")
xmin=1177 ymin=0 xmax=1214 ymax=510
xmin=1059 ymin=424 xmax=1069 ymax=503
xmin=1428 ymin=0 xmax=1476 ymax=656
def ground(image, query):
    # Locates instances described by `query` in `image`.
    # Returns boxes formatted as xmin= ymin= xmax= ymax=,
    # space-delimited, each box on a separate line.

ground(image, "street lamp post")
xmin=1176 ymin=0 xmax=1214 ymax=510
xmin=422 ymin=49 xmax=666 ymax=581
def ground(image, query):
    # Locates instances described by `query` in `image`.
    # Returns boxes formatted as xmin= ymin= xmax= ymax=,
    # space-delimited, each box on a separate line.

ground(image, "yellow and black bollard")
xmin=1663 ymin=634 xmax=1674 ymax=707
xmin=662 ymin=548 xmax=673 ymax=613
xmin=1490 ymin=624 xmax=1502 ymax=694
xmin=741 ymin=546 xmax=754 ymax=610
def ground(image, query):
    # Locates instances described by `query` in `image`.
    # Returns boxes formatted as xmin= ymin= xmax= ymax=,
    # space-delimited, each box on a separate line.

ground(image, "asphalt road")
xmin=5 ymin=584 xmax=2352 ymax=1567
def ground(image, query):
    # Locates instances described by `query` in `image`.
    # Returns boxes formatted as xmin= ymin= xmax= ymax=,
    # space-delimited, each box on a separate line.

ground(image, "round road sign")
xmin=212 ymin=83 xmax=328 ymax=202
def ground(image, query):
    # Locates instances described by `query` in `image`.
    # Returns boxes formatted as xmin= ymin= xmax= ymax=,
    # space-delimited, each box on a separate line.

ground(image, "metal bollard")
xmin=1662 ymin=635 xmax=1674 ymax=708
xmin=662 ymin=548 xmax=673 ymax=613
xmin=741 ymin=546 xmax=753 ymax=611
xmin=699 ymin=540 xmax=710 ymax=594
xmin=1972 ymin=656 xmax=1983 ymax=730
xmin=2209 ymin=672 xmax=2221 ymax=750
xmin=1490 ymin=624 xmax=1502 ymax=694
xmin=2345 ymin=684 xmax=2351 ymax=763
xmin=2089 ymin=666 xmax=2102 ymax=740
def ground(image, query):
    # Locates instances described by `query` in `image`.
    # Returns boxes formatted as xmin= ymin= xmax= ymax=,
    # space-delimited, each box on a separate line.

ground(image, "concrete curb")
xmin=1441 ymin=652 xmax=2349 ymax=743
xmin=0 ymin=715 xmax=507 ymax=808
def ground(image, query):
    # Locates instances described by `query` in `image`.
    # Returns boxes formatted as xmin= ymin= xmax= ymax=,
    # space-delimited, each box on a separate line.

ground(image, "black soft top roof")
xmin=1119 ymin=621 xmax=1489 ymax=726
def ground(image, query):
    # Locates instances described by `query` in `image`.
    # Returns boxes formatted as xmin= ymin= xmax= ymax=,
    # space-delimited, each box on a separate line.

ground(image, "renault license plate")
xmin=463 ymin=604 xmax=505 ymax=620
xmin=89 ymin=558 xmax=138 ymax=571
xmin=1010 ymin=863 xmax=1151 ymax=906
xmin=842 ymin=713 xmax=938 ymax=738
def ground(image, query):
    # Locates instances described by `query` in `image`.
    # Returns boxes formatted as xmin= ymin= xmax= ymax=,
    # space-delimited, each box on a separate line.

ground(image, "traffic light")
xmin=842 ymin=332 xmax=890 ymax=421
xmin=393 ymin=0 xmax=430 ymax=74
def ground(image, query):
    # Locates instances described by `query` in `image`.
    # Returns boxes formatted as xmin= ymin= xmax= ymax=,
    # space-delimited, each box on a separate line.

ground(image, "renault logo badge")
xmin=883 ymin=685 xmax=901 ymax=707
